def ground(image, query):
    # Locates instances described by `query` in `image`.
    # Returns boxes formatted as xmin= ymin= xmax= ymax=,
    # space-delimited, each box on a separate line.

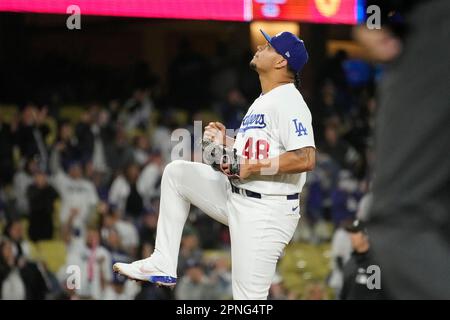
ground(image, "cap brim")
xmin=260 ymin=29 xmax=272 ymax=43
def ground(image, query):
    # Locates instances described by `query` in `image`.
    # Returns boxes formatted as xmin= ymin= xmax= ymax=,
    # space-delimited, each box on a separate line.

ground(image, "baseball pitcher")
xmin=114 ymin=30 xmax=316 ymax=300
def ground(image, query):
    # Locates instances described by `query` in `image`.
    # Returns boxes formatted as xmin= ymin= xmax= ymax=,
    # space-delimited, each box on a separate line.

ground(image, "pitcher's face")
xmin=250 ymin=42 xmax=282 ymax=73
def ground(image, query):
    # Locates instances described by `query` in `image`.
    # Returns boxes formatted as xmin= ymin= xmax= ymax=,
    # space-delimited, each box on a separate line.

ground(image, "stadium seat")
xmin=29 ymin=240 xmax=67 ymax=274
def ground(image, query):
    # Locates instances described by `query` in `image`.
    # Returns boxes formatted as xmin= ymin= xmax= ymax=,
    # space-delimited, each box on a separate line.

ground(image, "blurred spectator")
xmin=175 ymin=260 xmax=215 ymax=300
xmin=315 ymin=80 xmax=341 ymax=127
xmin=75 ymin=106 xmax=109 ymax=173
xmin=215 ymin=88 xmax=247 ymax=130
xmin=90 ymin=168 xmax=109 ymax=202
xmin=104 ymin=126 xmax=134 ymax=173
xmin=268 ymin=274 xmax=288 ymax=300
xmin=102 ymin=228 xmax=140 ymax=300
xmin=303 ymin=282 xmax=327 ymax=300
xmin=51 ymin=160 xmax=98 ymax=250
xmin=103 ymin=275 xmax=139 ymax=300
xmin=14 ymin=105 xmax=50 ymax=171
xmin=304 ymin=171 xmax=325 ymax=226
xmin=151 ymin=113 xmax=179 ymax=166
xmin=137 ymin=152 xmax=164 ymax=207
xmin=75 ymin=107 xmax=96 ymax=163
xmin=328 ymin=218 xmax=352 ymax=297
xmin=50 ymin=120 xmax=80 ymax=174
xmin=2 ymin=221 xmax=51 ymax=299
xmin=13 ymin=157 xmax=39 ymax=217
xmin=122 ymin=88 xmax=153 ymax=131
xmin=209 ymin=256 xmax=232 ymax=300
xmin=101 ymin=206 xmax=138 ymax=258
xmin=320 ymin=123 xmax=361 ymax=174
xmin=340 ymin=220 xmax=385 ymax=300
xmin=190 ymin=206 xmax=223 ymax=249
xmin=63 ymin=227 xmax=112 ymax=299
xmin=54 ymin=276 xmax=80 ymax=300
xmin=132 ymin=134 xmax=151 ymax=166
xmin=109 ymin=163 xmax=143 ymax=220
xmin=3 ymin=219 xmax=31 ymax=261
xmin=330 ymin=170 xmax=362 ymax=227
xmin=0 ymin=114 xmax=15 ymax=186
xmin=177 ymin=227 xmax=203 ymax=277
xmin=138 ymin=207 xmax=158 ymax=246
xmin=27 ymin=169 xmax=59 ymax=241
xmin=0 ymin=237 xmax=26 ymax=299
xmin=356 ymin=192 xmax=373 ymax=222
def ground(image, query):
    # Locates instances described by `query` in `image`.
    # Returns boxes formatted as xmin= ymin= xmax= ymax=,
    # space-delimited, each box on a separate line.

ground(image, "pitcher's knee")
xmin=163 ymin=160 xmax=188 ymax=178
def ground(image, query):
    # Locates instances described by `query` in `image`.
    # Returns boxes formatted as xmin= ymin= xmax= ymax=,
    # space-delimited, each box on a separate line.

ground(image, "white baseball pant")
xmin=148 ymin=160 xmax=300 ymax=299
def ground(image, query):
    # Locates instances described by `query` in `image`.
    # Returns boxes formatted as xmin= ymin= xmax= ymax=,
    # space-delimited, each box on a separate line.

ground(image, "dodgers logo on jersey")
xmin=292 ymin=119 xmax=308 ymax=136
xmin=239 ymin=112 xmax=267 ymax=133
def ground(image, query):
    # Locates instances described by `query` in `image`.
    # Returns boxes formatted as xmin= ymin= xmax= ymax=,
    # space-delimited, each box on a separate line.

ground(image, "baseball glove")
xmin=200 ymin=138 xmax=241 ymax=178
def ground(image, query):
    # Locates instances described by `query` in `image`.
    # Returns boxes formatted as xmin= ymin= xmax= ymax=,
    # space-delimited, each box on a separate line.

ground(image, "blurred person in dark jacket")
xmin=217 ymin=88 xmax=247 ymax=130
xmin=340 ymin=220 xmax=385 ymax=300
xmin=139 ymin=206 xmax=158 ymax=246
xmin=177 ymin=227 xmax=203 ymax=277
xmin=104 ymin=127 xmax=134 ymax=174
xmin=49 ymin=119 xmax=81 ymax=174
xmin=14 ymin=104 xmax=50 ymax=171
xmin=109 ymin=162 xmax=144 ymax=221
xmin=27 ymin=169 xmax=59 ymax=242
xmin=0 ymin=114 xmax=15 ymax=186
xmin=75 ymin=106 xmax=97 ymax=162
xmin=355 ymin=0 xmax=450 ymax=299
xmin=123 ymin=87 xmax=154 ymax=131
xmin=75 ymin=105 xmax=110 ymax=173
xmin=2 ymin=221 xmax=50 ymax=299
xmin=319 ymin=123 xmax=361 ymax=174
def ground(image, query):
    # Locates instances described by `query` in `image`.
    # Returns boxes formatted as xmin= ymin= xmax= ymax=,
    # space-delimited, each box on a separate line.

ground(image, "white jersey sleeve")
xmin=278 ymin=96 xmax=315 ymax=152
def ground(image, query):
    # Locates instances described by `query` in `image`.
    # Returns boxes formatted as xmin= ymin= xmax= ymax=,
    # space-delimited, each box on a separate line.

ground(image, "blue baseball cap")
xmin=260 ymin=29 xmax=309 ymax=74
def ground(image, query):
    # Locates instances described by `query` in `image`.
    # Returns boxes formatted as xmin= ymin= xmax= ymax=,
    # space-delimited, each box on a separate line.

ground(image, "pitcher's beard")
xmin=249 ymin=61 xmax=257 ymax=70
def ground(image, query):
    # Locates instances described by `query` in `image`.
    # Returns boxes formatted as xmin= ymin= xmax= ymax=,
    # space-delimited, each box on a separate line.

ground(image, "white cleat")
xmin=113 ymin=260 xmax=177 ymax=288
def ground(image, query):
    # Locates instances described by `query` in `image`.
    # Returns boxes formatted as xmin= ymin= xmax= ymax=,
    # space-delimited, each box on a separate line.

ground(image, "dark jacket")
xmin=340 ymin=250 xmax=386 ymax=300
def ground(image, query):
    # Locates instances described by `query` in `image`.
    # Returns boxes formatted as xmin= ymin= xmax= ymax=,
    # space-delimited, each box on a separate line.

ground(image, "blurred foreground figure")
xmin=356 ymin=0 xmax=450 ymax=299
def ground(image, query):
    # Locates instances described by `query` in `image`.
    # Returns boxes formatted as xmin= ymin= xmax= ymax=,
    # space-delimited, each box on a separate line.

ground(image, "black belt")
xmin=231 ymin=184 xmax=299 ymax=200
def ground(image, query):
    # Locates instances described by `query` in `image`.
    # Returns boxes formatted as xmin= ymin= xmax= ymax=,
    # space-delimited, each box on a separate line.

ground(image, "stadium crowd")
xmin=0 ymin=44 xmax=380 ymax=300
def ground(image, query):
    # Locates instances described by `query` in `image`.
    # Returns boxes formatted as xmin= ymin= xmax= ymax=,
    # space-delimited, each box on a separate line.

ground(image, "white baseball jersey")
xmin=232 ymin=83 xmax=315 ymax=195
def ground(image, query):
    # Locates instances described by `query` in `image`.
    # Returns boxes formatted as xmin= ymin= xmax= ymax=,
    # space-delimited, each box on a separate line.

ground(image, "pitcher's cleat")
xmin=113 ymin=261 xmax=177 ymax=288
xmin=148 ymin=275 xmax=177 ymax=288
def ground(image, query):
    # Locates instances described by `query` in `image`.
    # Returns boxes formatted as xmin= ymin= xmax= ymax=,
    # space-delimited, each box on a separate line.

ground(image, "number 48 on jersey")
xmin=243 ymin=137 xmax=269 ymax=160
